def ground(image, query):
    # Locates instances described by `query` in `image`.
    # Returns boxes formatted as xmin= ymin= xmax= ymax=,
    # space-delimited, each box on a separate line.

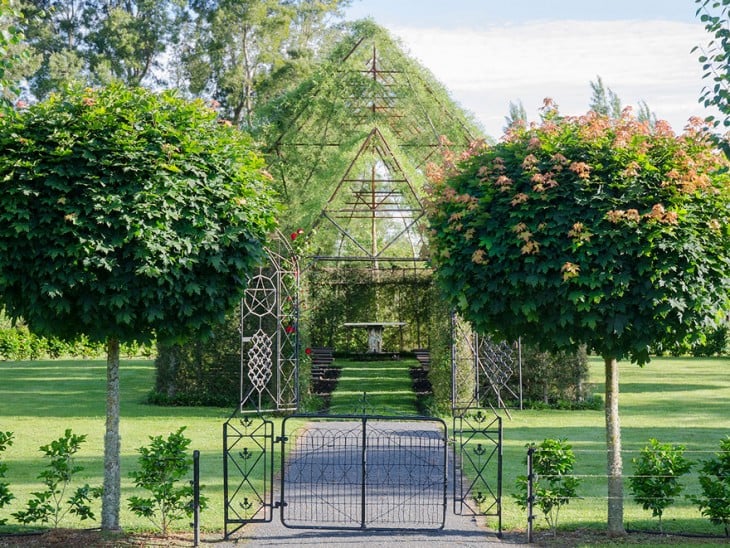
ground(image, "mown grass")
xmin=499 ymin=356 xmax=730 ymax=540
xmin=0 ymin=359 xmax=232 ymax=533
xmin=0 ymin=355 xmax=728 ymax=542
xmin=326 ymin=357 xmax=418 ymax=415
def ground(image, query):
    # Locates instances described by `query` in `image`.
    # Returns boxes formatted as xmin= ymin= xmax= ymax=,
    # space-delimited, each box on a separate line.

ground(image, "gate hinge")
xmin=273 ymin=501 xmax=288 ymax=509
xmin=275 ymin=436 xmax=288 ymax=443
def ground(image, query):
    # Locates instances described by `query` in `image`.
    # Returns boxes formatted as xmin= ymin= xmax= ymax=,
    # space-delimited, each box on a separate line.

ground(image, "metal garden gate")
xmin=280 ymin=414 xmax=447 ymax=531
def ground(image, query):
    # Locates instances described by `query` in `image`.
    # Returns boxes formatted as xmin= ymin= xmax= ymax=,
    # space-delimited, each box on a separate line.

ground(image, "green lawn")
xmin=0 ymin=355 xmax=728 ymax=540
xmin=0 ymin=359 xmax=232 ymax=533
xmin=500 ymin=356 xmax=730 ymax=538
xmin=327 ymin=357 xmax=419 ymax=415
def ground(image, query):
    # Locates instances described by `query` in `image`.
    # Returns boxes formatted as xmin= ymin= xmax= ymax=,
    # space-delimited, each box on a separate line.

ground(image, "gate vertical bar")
xmin=223 ymin=422 xmax=230 ymax=535
xmin=192 ymin=449 xmax=200 ymax=547
xmin=361 ymin=416 xmax=367 ymax=529
xmin=527 ymin=445 xmax=535 ymax=543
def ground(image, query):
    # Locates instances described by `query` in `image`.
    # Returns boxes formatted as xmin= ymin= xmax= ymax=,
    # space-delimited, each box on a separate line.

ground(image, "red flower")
xmin=290 ymin=232 xmax=298 ymax=240
xmin=285 ymin=325 xmax=295 ymax=334
xmin=305 ymin=347 xmax=312 ymax=355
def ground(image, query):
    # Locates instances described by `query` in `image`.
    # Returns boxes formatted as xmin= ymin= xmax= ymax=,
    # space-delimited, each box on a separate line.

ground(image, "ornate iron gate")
xmin=451 ymin=314 xmax=507 ymax=535
xmin=223 ymin=411 xmax=275 ymax=538
xmin=223 ymin=233 xmax=507 ymax=537
xmin=280 ymin=414 xmax=448 ymax=531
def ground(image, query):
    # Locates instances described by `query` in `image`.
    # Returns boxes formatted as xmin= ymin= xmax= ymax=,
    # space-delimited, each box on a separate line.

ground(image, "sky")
xmin=342 ymin=0 xmax=717 ymax=139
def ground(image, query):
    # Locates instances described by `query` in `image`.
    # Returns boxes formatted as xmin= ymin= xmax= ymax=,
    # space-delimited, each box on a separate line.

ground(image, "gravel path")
xmin=219 ymin=417 xmax=529 ymax=547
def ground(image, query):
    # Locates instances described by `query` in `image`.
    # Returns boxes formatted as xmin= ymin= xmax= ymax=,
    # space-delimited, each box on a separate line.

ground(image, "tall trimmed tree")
xmin=0 ymin=84 xmax=277 ymax=529
xmin=425 ymin=103 xmax=730 ymax=536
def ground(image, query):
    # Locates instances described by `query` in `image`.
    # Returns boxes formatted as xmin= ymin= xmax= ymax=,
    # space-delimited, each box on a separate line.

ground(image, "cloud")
xmin=387 ymin=20 xmax=713 ymax=137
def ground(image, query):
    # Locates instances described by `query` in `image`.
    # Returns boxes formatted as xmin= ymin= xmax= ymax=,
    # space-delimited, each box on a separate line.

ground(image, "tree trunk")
xmin=102 ymin=337 xmax=121 ymax=531
xmin=604 ymin=356 xmax=625 ymax=536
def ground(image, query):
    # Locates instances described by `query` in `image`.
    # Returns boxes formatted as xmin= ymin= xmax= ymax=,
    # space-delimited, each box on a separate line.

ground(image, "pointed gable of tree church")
xmin=260 ymin=20 xmax=482 ymax=265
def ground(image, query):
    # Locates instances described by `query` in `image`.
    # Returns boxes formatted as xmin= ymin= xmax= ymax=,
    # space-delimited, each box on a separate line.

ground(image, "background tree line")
xmin=8 ymin=0 xmax=352 ymax=130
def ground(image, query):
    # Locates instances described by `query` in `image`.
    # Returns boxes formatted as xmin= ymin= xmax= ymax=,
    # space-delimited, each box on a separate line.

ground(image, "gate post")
xmin=360 ymin=416 xmax=367 ymax=529
xmin=192 ymin=449 xmax=200 ymax=547
xmin=527 ymin=445 xmax=535 ymax=543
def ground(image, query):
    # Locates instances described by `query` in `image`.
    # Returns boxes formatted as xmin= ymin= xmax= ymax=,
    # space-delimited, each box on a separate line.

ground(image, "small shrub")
xmin=521 ymin=394 xmax=603 ymax=411
xmin=514 ymin=438 xmax=581 ymax=536
xmin=12 ymin=429 xmax=101 ymax=527
xmin=688 ymin=436 xmax=730 ymax=537
xmin=127 ymin=427 xmax=207 ymax=535
xmin=691 ymin=325 xmax=728 ymax=357
xmin=629 ymin=438 xmax=692 ymax=532
xmin=0 ymin=431 xmax=14 ymax=525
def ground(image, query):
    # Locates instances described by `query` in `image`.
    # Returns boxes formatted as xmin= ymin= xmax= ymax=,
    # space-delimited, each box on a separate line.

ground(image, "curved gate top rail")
xmin=281 ymin=414 xmax=448 ymax=531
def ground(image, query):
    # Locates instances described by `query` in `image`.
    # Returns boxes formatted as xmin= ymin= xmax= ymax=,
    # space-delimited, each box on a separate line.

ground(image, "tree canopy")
xmin=426 ymin=104 xmax=729 ymax=365
xmin=184 ymin=0 xmax=351 ymax=129
xmin=0 ymin=0 xmax=28 ymax=103
xmin=14 ymin=0 xmax=351 ymax=123
xmin=0 ymin=84 xmax=277 ymax=344
xmin=17 ymin=0 xmax=188 ymax=97
xmin=426 ymin=103 xmax=729 ymax=535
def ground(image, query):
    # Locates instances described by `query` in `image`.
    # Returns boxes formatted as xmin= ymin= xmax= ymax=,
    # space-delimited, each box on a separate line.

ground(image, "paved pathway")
xmin=218 ymin=418 xmax=529 ymax=547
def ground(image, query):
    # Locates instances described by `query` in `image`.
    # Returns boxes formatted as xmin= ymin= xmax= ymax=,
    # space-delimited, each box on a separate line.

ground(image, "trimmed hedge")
xmin=0 ymin=325 xmax=152 ymax=361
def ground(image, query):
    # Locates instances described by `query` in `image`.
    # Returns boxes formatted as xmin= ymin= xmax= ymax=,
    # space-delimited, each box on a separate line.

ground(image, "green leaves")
xmin=694 ymin=0 xmax=730 ymax=130
xmin=11 ymin=429 xmax=100 ymax=528
xmin=514 ymin=438 xmax=581 ymax=536
xmin=0 ymin=83 xmax=277 ymax=344
xmin=0 ymin=431 xmax=14 ymax=524
xmin=689 ymin=436 xmax=730 ymax=536
xmin=127 ymin=427 xmax=207 ymax=535
xmin=629 ymin=438 xmax=692 ymax=531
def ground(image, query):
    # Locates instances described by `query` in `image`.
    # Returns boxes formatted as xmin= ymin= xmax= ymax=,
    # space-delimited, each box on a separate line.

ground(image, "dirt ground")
xmin=1 ymin=528 xmax=729 ymax=547
xmin=0 ymin=529 xmax=198 ymax=547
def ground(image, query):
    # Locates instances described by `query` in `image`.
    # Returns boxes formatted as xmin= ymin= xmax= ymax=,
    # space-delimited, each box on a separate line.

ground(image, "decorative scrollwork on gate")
xmin=239 ymin=230 xmax=299 ymax=413
xmin=247 ymin=329 xmax=273 ymax=392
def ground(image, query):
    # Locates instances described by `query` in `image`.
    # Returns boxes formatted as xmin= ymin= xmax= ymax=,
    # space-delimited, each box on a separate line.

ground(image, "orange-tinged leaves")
xmin=561 ymin=262 xmax=581 ymax=282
